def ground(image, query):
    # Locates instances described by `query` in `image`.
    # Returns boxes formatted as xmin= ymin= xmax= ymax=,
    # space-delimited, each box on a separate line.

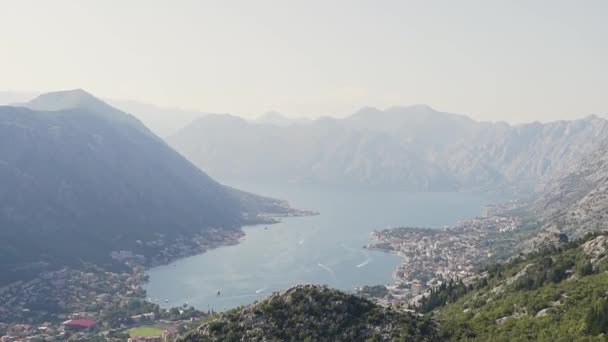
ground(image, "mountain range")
xmin=0 ymin=89 xmax=294 ymax=284
xmin=167 ymin=105 xmax=608 ymax=192
xmin=171 ymin=103 xmax=608 ymax=340
xmin=4 ymin=89 xmax=608 ymax=340
xmin=7 ymin=93 xmax=607 ymax=195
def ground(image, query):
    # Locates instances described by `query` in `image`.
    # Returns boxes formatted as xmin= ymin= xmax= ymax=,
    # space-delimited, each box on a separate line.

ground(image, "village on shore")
xmin=0 ymin=205 xmax=318 ymax=341
xmin=0 ymin=228 xmax=245 ymax=342
xmin=359 ymin=200 xmax=531 ymax=306
xmin=0 ymin=265 xmax=200 ymax=341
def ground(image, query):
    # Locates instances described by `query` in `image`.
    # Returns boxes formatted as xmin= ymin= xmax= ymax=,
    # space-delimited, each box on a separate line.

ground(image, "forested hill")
xmin=181 ymin=285 xmax=437 ymax=342
xmin=431 ymin=232 xmax=608 ymax=340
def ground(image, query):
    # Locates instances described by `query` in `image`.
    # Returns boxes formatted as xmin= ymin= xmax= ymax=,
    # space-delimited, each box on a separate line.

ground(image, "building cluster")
xmin=0 ymin=227 xmax=238 ymax=341
xmin=366 ymin=201 xmax=524 ymax=305
xmin=0 ymin=318 xmax=97 ymax=341
xmin=0 ymin=267 xmax=146 ymax=324
xmin=0 ymin=267 xmax=152 ymax=341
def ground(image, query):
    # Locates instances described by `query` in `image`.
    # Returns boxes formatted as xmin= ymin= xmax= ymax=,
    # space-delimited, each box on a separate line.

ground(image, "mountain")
xmin=181 ymin=284 xmax=437 ymax=342
xmin=0 ymin=90 xmax=209 ymax=137
xmin=448 ymin=114 xmax=608 ymax=190
xmin=168 ymin=106 xmax=608 ymax=192
xmin=255 ymin=111 xmax=311 ymax=126
xmin=0 ymin=89 xmax=291 ymax=284
xmin=432 ymin=232 xmax=608 ymax=340
xmin=523 ymin=140 xmax=608 ymax=248
xmin=168 ymin=110 xmax=460 ymax=190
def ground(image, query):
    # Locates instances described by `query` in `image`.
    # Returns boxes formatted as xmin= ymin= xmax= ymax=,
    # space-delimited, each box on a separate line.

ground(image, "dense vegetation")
xmin=181 ymin=285 xmax=437 ymax=342
xmin=433 ymin=233 xmax=608 ymax=340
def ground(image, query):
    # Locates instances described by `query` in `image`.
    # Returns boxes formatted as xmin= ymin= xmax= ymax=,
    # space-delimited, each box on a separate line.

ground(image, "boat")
xmin=217 ymin=290 xmax=221 ymax=296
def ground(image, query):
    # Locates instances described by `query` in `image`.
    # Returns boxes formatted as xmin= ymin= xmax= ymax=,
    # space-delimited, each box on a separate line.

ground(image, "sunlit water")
xmin=145 ymin=183 xmax=502 ymax=311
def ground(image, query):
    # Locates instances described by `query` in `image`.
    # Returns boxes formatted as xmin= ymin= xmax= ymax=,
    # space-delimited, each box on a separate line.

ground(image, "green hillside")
xmin=181 ymin=284 xmax=437 ymax=342
xmin=433 ymin=233 xmax=608 ymax=340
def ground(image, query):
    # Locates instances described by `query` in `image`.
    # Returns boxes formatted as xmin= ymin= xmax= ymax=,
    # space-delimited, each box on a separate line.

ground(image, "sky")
xmin=1 ymin=0 xmax=607 ymax=123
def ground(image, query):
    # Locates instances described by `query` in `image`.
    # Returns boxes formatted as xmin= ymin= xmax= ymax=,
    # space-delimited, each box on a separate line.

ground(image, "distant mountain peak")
xmin=260 ymin=110 xmax=284 ymax=118
xmin=25 ymin=89 xmax=106 ymax=112
xmin=203 ymin=113 xmax=247 ymax=123
xmin=351 ymin=104 xmax=439 ymax=118
xmin=255 ymin=110 xmax=310 ymax=126
xmin=390 ymin=104 xmax=437 ymax=113
xmin=22 ymin=89 xmax=150 ymax=133
xmin=352 ymin=106 xmax=382 ymax=116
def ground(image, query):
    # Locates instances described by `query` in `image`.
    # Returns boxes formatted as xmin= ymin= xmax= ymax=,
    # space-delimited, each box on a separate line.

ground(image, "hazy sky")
xmin=1 ymin=0 xmax=607 ymax=122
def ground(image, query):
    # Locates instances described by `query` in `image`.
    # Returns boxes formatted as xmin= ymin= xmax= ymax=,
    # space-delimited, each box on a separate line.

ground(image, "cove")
xmin=145 ymin=182 xmax=501 ymax=311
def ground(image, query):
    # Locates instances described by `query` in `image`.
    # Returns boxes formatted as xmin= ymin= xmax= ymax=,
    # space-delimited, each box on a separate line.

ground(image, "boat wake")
xmin=255 ymin=287 xmax=266 ymax=294
xmin=356 ymin=258 xmax=370 ymax=268
xmin=317 ymin=263 xmax=337 ymax=280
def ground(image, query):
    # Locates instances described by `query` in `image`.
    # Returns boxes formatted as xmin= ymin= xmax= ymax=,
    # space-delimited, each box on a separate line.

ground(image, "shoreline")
xmin=139 ymin=210 xmax=320 ymax=303
xmin=144 ymin=209 xmax=319 ymax=270
xmin=360 ymin=200 xmax=529 ymax=305
xmin=0 ymin=209 xmax=318 ymax=326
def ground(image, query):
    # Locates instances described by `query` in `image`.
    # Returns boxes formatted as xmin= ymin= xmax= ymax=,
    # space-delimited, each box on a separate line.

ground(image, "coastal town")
xmin=0 ymin=229 xmax=245 ymax=341
xmin=0 ymin=263 xmax=208 ymax=341
xmin=362 ymin=200 xmax=532 ymax=306
xmin=0 ymin=198 xmax=317 ymax=341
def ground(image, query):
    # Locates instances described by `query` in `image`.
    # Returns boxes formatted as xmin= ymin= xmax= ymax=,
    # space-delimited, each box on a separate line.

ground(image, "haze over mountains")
xmin=2 ymin=90 xmax=607 ymax=263
xmin=168 ymin=105 xmax=608 ymax=192
xmin=177 ymin=123 xmax=608 ymax=340
xmin=3 ymin=89 xmax=608 ymax=340
xmin=6 ymin=91 xmax=607 ymax=193
xmin=0 ymin=89 xmax=293 ymax=284
xmin=0 ymin=91 xmax=210 ymax=138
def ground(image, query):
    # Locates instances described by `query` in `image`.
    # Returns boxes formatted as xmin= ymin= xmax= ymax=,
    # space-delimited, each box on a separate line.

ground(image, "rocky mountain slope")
xmin=525 ymin=140 xmax=608 ymax=247
xmin=0 ymin=90 xmax=294 ymax=284
xmin=181 ymin=284 xmax=437 ymax=342
xmin=168 ymin=105 xmax=608 ymax=192
xmin=434 ymin=232 xmax=608 ymax=340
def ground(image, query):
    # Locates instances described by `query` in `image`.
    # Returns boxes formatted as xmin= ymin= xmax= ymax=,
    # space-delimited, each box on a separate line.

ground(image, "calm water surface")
xmin=145 ymin=183 xmax=501 ymax=311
